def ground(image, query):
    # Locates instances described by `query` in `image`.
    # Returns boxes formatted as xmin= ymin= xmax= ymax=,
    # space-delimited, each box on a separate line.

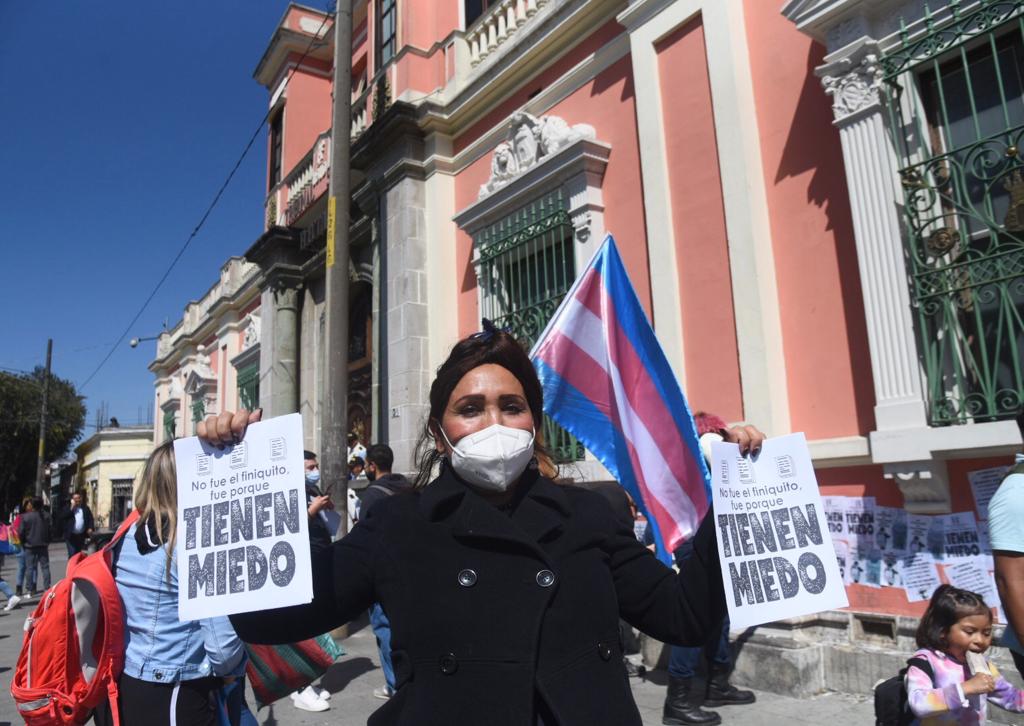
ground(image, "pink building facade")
xmin=156 ymin=0 xmax=1024 ymax=694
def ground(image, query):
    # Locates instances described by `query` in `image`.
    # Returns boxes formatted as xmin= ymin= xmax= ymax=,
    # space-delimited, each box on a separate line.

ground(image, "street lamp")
xmin=129 ymin=334 xmax=161 ymax=348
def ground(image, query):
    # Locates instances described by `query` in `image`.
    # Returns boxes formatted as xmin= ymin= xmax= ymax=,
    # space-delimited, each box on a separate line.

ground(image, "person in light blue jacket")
xmin=94 ymin=440 xmax=246 ymax=726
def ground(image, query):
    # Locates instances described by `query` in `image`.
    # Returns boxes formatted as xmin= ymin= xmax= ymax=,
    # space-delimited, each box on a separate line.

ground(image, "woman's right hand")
xmin=197 ymin=409 xmax=262 ymax=447
xmin=962 ymin=671 xmax=996 ymax=696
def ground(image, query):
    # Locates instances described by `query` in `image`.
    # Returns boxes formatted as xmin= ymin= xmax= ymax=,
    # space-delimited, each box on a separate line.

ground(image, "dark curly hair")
xmin=915 ymin=584 xmax=991 ymax=651
xmin=412 ymin=326 xmax=556 ymax=488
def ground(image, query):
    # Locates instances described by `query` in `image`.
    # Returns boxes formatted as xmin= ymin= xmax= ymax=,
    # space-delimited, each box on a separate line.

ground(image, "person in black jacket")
xmin=200 ymin=327 xmax=765 ymax=726
xmin=61 ymin=490 xmax=94 ymax=557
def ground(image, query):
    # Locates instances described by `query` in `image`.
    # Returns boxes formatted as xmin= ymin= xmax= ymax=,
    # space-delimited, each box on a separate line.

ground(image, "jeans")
xmin=667 ymin=618 xmax=732 ymax=679
xmin=668 ymin=539 xmax=732 ymax=680
xmin=15 ymin=549 xmax=26 ymax=590
xmin=24 ymin=546 xmax=51 ymax=593
xmin=0 ymin=578 xmax=14 ymax=600
xmin=369 ymin=602 xmax=395 ymax=690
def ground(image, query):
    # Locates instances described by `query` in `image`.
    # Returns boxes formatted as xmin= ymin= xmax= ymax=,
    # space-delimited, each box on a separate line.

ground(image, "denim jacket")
xmin=115 ymin=522 xmax=246 ymax=683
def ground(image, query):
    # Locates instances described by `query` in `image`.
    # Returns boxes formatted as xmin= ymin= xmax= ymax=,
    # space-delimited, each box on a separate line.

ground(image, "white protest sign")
xmin=876 ymin=506 xmax=909 ymax=556
xmin=711 ymin=433 xmax=848 ymax=629
xmin=174 ymin=413 xmax=313 ymax=620
xmin=946 ymin=557 xmax=998 ymax=606
xmin=968 ymin=467 xmax=1007 ymax=521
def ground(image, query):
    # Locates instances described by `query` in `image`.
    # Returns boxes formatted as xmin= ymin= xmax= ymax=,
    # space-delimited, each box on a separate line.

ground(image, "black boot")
xmin=704 ymin=668 xmax=756 ymax=707
xmin=663 ymin=676 xmax=721 ymax=725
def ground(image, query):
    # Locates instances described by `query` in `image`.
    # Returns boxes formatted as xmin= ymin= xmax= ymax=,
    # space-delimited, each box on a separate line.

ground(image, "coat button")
xmin=439 ymin=653 xmax=459 ymax=675
xmin=457 ymin=568 xmax=477 ymax=587
xmin=598 ymin=643 xmax=613 ymax=661
xmin=154 ymin=671 xmax=163 ymax=680
xmin=536 ymin=569 xmax=556 ymax=587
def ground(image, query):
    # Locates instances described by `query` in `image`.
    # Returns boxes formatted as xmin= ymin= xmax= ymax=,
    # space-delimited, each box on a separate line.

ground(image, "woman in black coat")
xmin=200 ymin=328 xmax=765 ymax=726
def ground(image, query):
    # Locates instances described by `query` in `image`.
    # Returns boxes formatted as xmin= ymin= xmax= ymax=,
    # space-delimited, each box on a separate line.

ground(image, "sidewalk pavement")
xmin=0 ymin=544 xmax=875 ymax=725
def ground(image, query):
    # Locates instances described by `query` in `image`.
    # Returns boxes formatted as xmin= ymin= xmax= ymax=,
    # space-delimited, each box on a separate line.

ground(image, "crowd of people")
xmin=2 ymin=326 xmax=1023 ymax=725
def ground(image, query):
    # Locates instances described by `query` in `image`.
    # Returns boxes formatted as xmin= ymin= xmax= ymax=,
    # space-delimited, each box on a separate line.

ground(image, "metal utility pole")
xmin=322 ymin=1 xmax=353 ymax=537
xmin=35 ymin=338 xmax=53 ymax=497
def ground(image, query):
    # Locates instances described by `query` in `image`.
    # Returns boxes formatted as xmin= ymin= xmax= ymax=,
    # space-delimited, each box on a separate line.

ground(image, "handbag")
xmin=244 ymin=634 xmax=344 ymax=708
xmin=0 ymin=523 xmax=20 ymax=555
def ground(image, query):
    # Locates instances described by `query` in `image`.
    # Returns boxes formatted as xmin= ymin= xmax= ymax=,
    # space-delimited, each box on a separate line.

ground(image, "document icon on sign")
xmin=196 ymin=454 xmax=210 ymax=475
xmin=775 ymin=455 xmax=794 ymax=478
xmin=229 ymin=442 xmax=248 ymax=469
xmin=736 ymin=457 xmax=755 ymax=484
xmin=269 ymin=437 xmax=286 ymax=461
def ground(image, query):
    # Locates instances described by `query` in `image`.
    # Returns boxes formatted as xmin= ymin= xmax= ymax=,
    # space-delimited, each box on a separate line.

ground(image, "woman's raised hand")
xmin=196 ymin=409 xmax=262 ymax=448
xmin=722 ymin=424 xmax=766 ymax=457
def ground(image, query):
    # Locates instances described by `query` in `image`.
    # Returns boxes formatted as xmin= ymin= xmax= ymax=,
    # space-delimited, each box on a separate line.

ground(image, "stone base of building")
xmin=641 ymin=610 xmax=1024 ymax=724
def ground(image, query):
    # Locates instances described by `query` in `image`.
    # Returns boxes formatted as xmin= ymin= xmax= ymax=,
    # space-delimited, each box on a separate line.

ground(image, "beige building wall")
xmin=75 ymin=427 xmax=153 ymax=529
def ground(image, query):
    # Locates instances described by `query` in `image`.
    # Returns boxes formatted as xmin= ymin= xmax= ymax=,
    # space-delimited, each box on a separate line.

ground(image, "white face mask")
xmin=439 ymin=423 xmax=536 ymax=492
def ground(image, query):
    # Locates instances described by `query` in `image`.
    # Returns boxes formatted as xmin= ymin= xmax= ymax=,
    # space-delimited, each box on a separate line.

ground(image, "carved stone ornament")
xmin=821 ymin=54 xmax=883 ymax=122
xmin=479 ymin=112 xmax=597 ymax=199
xmin=243 ymin=314 xmax=261 ymax=350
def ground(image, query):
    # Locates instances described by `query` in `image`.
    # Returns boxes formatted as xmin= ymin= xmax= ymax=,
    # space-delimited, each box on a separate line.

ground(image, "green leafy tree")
xmin=0 ymin=368 xmax=86 ymax=516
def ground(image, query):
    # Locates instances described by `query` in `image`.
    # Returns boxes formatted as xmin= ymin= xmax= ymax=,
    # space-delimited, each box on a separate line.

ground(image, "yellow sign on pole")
xmin=326 ymin=196 xmax=336 ymax=268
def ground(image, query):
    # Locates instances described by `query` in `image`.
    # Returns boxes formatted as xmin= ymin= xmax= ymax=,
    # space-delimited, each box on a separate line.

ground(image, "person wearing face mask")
xmin=203 ymin=325 xmax=765 ymax=726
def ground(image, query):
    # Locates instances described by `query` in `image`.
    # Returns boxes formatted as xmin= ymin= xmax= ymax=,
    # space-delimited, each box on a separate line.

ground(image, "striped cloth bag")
xmin=245 ymin=634 xmax=344 ymax=708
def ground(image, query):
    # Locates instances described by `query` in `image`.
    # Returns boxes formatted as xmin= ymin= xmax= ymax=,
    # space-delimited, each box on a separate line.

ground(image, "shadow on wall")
xmin=773 ymin=44 xmax=877 ymax=435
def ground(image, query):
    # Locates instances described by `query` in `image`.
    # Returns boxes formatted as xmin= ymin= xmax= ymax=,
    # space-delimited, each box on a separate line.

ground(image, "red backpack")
xmin=10 ymin=511 xmax=138 ymax=725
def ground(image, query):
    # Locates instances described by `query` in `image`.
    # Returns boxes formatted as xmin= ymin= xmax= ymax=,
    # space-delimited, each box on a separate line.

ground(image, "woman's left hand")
xmin=722 ymin=424 xmax=766 ymax=457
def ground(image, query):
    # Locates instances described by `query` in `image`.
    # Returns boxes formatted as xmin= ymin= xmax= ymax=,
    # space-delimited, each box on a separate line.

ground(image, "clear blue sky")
xmin=0 ymin=2 xmax=313 ymax=440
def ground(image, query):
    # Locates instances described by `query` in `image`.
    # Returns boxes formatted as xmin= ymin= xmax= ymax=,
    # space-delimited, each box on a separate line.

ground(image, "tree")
xmin=0 ymin=368 xmax=86 ymax=516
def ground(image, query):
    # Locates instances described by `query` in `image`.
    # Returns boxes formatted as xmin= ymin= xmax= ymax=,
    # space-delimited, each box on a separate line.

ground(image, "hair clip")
xmin=472 ymin=318 xmax=512 ymax=341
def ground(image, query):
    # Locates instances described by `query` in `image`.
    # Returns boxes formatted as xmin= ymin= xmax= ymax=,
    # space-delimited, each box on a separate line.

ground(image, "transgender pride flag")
xmin=530 ymin=235 xmax=710 ymax=565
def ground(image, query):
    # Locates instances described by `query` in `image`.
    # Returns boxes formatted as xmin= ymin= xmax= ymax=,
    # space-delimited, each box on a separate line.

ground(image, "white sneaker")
xmin=4 ymin=595 xmax=22 ymax=612
xmin=314 ymin=686 xmax=331 ymax=701
xmin=291 ymin=686 xmax=329 ymax=712
xmin=373 ymin=685 xmax=394 ymax=700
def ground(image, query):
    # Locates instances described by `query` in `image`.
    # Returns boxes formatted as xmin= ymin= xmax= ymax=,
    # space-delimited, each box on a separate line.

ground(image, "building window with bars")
xmin=474 ymin=189 xmax=584 ymax=462
xmin=464 ymin=0 xmax=494 ymax=27
xmin=110 ymin=479 xmax=134 ymax=528
xmin=163 ymin=410 xmax=176 ymax=441
xmin=378 ymin=0 xmax=397 ymax=67
xmin=882 ymin=2 xmax=1024 ymax=425
xmin=269 ymin=110 xmax=283 ymax=191
xmin=237 ymin=364 xmax=259 ymax=412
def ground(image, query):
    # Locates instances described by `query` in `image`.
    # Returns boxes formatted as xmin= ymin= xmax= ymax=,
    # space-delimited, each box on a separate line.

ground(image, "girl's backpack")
xmin=873 ymin=656 xmax=933 ymax=726
xmin=10 ymin=511 xmax=138 ymax=725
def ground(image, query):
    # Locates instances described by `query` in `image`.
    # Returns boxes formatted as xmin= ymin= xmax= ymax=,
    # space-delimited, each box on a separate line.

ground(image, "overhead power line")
xmin=78 ymin=7 xmax=335 ymax=391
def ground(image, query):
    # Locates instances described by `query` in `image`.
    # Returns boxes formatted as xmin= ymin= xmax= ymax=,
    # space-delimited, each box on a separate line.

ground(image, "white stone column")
xmin=820 ymin=42 xmax=948 ymax=512
xmin=820 ymin=44 xmax=928 ymax=433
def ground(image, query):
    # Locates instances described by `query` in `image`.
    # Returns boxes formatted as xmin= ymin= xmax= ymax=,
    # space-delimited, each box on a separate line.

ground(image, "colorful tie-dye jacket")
xmin=905 ymin=648 xmax=1024 ymax=724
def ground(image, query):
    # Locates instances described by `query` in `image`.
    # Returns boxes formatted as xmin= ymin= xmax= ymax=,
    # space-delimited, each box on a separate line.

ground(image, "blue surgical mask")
xmin=305 ymin=470 xmax=321 ymax=486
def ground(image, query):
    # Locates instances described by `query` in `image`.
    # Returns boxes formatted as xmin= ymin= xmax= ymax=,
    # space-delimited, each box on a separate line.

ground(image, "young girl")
xmin=907 ymin=584 xmax=1024 ymax=724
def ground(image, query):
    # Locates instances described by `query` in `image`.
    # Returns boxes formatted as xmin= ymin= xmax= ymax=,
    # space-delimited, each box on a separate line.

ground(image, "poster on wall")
xmin=902 ymin=553 xmax=942 ymax=602
xmin=875 ymin=506 xmax=909 ymax=556
xmin=967 ymin=467 xmax=1008 ymax=521
xmin=939 ymin=512 xmax=981 ymax=560
xmin=710 ymin=433 xmax=848 ymax=629
xmin=173 ymin=413 xmax=313 ymax=620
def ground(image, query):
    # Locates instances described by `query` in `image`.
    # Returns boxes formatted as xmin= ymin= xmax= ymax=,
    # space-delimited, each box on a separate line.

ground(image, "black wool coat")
xmin=231 ymin=466 xmax=726 ymax=726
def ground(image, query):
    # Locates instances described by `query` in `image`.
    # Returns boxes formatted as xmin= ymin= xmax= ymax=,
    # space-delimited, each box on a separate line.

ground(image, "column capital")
xmin=818 ymin=41 xmax=884 ymax=125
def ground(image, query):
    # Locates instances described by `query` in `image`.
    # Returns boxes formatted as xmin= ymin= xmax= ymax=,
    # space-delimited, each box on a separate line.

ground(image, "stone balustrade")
xmin=466 ymin=0 xmax=549 ymax=68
